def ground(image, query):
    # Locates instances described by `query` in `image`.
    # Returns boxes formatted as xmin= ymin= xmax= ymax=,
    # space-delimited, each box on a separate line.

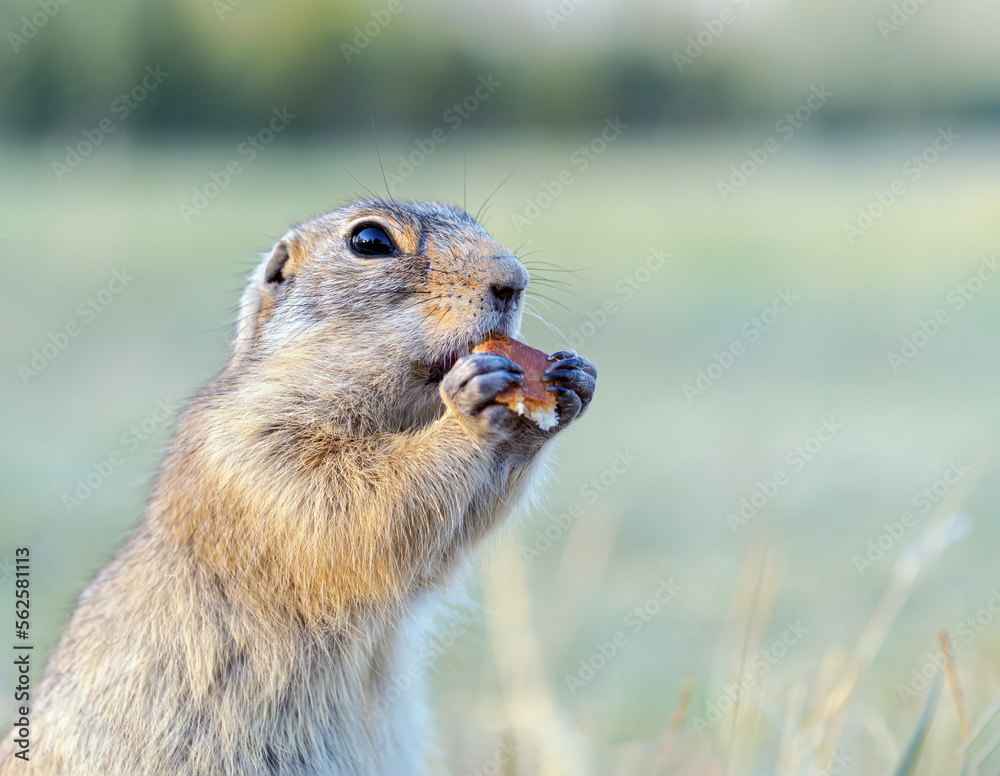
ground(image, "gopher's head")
xmin=232 ymin=199 xmax=530 ymax=430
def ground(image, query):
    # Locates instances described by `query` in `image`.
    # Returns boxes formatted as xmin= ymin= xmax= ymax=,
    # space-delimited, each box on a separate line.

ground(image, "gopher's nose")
xmin=489 ymin=262 xmax=528 ymax=314
xmin=490 ymin=283 xmax=521 ymax=309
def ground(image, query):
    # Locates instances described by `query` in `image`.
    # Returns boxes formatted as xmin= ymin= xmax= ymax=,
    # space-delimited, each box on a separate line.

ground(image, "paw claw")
xmin=441 ymin=353 xmax=526 ymax=433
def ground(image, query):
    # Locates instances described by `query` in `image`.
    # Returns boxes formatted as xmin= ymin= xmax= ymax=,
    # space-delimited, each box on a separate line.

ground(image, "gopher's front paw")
xmin=543 ymin=352 xmax=598 ymax=427
xmin=441 ymin=353 xmax=524 ymax=435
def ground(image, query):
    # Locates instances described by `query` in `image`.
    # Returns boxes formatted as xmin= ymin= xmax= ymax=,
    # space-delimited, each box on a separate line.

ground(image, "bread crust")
xmin=474 ymin=336 xmax=558 ymax=429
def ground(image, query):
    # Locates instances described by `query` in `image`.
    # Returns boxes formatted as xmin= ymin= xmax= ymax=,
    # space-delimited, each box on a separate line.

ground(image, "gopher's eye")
xmin=350 ymin=225 xmax=396 ymax=257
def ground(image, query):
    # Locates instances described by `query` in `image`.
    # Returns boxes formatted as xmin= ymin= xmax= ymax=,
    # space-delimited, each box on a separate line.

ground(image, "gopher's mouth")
xmin=426 ymin=331 xmax=508 ymax=383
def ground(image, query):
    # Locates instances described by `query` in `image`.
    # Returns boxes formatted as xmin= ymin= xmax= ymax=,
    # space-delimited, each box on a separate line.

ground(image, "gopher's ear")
xmin=263 ymin=233 xmax=306 ymax=288
xmin=231 ymin=232 xmax=306 ymax=360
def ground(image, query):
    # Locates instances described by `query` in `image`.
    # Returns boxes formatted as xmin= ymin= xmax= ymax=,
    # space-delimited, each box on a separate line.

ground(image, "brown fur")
xmin=0 ymin=199 xmax=593 ymax=775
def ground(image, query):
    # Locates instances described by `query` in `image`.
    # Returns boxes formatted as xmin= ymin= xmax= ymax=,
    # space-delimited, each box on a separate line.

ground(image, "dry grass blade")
xmin=652 ymin=679 xmax=695 ymax=774
xmin=960 ymin=696 xmax=1000 ymax=774
xmin=965 ymin=697 xmax=1000 ymax=749
xmin=773 ymin=680 xmax=808 ymax=774
xmin=724 ymin=539 xmax=783 ymax=772
xmin=806 ymin=461 xmax=985 ymax=742
xmin=804 ymin=496 xmax=976 ymax=744
xmin=938 ymin=630 xmax=972 ymax=741
xmin=970 ymin=732 xmax=1000 ymax=775
xmin=808 ymin=645 xmax=849 ymax=715
xmin=548 ymin=504 xmax=624 ymax=657
xmin=484 ymin=544 xmax=588 ymax=776
xmin=859 ymin=705 xmax=901 ymax=770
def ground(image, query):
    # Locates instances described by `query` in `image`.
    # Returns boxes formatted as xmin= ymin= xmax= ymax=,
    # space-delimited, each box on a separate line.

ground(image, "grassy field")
xmin=2 ymin=128 xmax=1000 ymax=773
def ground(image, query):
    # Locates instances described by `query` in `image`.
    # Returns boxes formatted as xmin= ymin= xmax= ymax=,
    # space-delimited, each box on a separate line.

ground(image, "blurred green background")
xmin=2 ymin=0 xmax=1000 ymax=773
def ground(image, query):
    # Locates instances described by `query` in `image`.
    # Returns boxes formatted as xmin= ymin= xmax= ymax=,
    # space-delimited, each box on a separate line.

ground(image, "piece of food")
xmin=474 ymin=335 xmax=559 ymax=430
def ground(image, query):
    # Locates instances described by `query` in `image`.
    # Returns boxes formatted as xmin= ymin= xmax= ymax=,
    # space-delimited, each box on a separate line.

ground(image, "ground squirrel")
xmin=1 ymin=199 xmax=597 ymax=775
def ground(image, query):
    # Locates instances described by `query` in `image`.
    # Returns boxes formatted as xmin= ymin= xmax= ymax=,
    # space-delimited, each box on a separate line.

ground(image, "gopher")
xmin=1 ymin=199 xmax=597 ymax=775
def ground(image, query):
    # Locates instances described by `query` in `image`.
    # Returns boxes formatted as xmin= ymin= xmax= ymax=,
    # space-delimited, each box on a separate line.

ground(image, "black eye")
xmin=350 ymin=225 xmax=396 ymax=257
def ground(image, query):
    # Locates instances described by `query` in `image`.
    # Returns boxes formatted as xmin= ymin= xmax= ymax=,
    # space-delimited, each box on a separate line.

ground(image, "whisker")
xmin=479 ymin=202 xmax=498 ymax=227
xmin=527 ymin=276 xmax=574 ymax=290
xmin=474 ymin=165 xmax=517 ymax=224
xmin=371 ymin=115 xmax=395 ymax=204
xmin=522 ymin=306 xmax=573 ymax=351
xmin=522 ymin=260 xmax=595 ymax=278
xmin=339 ymin=166 xmax=381 ymax=201
xmin=528 ymin=282 xmax=578 ymax=301
xmin=526 ymin=289 xmax=574 ymax=314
